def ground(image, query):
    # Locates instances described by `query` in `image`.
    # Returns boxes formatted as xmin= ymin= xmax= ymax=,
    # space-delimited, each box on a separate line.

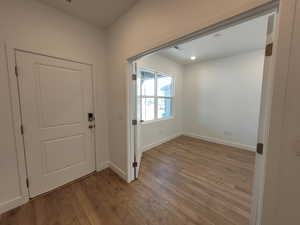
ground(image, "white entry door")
xmin=16 ymin=51 xmax=95 ymax=197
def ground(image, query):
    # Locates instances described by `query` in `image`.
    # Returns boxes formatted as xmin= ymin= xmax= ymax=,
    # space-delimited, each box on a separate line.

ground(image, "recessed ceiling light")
xmin=190 ymin=56 xmax=196 ymax=60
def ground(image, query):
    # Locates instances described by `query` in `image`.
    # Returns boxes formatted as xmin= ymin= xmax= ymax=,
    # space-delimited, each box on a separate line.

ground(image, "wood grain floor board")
xmin=0 ymin=135 xmax=255 ymax=225
xmin=140 ymin=157 xmax=248 ymax=225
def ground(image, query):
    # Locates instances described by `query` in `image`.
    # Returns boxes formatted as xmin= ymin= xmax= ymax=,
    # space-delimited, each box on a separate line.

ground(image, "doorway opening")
xmin=128 ymin=3 xmax=278 ymax=225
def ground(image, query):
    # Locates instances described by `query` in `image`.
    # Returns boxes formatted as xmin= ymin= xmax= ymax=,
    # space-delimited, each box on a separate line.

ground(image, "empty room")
xmin=1 ymin=0 xmax=300 ymax=225
xmin=133 ymin=13 xmax=271 ymax=225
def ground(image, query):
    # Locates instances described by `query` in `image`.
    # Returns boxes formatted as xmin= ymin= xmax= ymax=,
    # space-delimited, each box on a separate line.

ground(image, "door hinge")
xmin=265 ymin=43 xmax=273 ymax=56
xmin=132 ymin=119 xmax=137 ymax=125
xmin=20 ymin=125 xmax=24 ymax=135
xmin=132 ymin=161 xmax=138 ymax=168
xmin=257 ymin=143 xmax=264 ymax=155
xmin=26 ymin=178 xmax=29 ymax=188
xmin=15 ymin=65 xmax=19 ymax=77
xmin=132 ymin=74 xmax=137 ymax=81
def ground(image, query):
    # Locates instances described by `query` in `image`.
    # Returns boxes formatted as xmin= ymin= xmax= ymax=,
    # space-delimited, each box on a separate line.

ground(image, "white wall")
xmin=0 ymin=0 xmax=108 ymax=213
xmin=137 ymin=53 xmax=183 ymax=151
xmin=183 ymin=50 xmax=265 ymax=150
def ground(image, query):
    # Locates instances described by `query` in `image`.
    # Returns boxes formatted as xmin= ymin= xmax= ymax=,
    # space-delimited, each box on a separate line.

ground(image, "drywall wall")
xmin=183 ymin=50 xmax=265 ymax=151
xmin=137 ymin=53 xmax=183 ymax=151
xmin=107 ymin=0 xmax=271 ymax=176
xmin=0 ymin=0 xmax=108 ymax=213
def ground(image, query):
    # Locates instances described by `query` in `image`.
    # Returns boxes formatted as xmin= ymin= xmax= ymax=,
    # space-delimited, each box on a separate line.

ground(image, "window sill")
xmin=141 ymin=116 xmax=175 ymax=125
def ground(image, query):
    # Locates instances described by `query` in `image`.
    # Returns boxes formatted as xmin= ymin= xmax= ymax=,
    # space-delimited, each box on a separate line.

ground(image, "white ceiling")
xmin=159 ymin=14 xmax=270 ymax=65
xmin=38 ymin=0 xmax=139 ymax=28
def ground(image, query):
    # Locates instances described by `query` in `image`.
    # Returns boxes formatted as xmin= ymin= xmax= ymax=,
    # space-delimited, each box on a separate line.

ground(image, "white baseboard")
xmin=184 ymin=133 xmax=256 ymax=152
xmin=0 ymin=196 xmax=27 ymax=215
xmin=142 ymin=133 xmax=182 ymax=152
xmin=108 ymin=161 xmax=127 ymax=181
xmin=97 ymin=161 xmax=127 ymax=182
xmin=96 ymin=161 xmax=110 ymax=172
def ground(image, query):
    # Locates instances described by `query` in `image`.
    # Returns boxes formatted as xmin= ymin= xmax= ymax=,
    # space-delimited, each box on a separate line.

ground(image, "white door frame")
xmin=4 ymin=42 xmax=97 ymax=210
xmin=127 ymin=1 xmax=283 ymax=225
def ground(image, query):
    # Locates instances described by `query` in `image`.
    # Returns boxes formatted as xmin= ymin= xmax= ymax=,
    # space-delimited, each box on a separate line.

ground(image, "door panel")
xmin=43 ymin=134 xmax=86 ymax=174
xmin=37 ymin=64 xmax=84 ymax=127
xmin=16 ymin=51 xmax=95 ymax=197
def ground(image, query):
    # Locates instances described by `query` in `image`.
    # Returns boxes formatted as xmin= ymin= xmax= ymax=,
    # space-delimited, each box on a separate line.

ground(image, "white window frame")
xmin=139 ymin=68 xmax=175 ymax=123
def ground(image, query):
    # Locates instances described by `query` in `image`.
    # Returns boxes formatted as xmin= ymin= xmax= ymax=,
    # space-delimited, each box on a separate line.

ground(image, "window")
xmin=140 ymin=69 xmax=174 ymax=122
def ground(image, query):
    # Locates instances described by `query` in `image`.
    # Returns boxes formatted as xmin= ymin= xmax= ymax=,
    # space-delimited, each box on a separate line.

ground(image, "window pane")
xmin=157 ymin=98 xmax=172 ymax=119
xmin=141 ymin=71 xmax=155 ymax=96
xmin=157 ymin=74 xmax=172 ymax=97
xmin=142 ymin=97 xmax=155 ymax=121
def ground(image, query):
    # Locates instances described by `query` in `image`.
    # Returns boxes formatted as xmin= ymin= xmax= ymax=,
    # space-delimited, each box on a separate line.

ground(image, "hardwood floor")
xmin=0 ymin=136 xmax=255 ymax=225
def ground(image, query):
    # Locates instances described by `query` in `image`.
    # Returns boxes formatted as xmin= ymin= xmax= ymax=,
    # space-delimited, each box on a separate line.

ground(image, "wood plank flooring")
xmin=0 ymin=136 xmax=255 ymax=225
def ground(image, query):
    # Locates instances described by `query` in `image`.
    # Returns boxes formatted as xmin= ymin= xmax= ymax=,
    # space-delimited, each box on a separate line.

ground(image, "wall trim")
xmin=184 ymin=133 xmax=256 ymax=152
xmin=108 ymin=162 xmax=128 ymax=181
xmin=141 ymin=132 xmax=256 ymax=152
xmin=0 ymin=196 xmax=27 ymax=215
xmin=97 ymin=161 xmax=110 ymax=172
xmin=142 ymin=133 xmax=182 ymax=152
xmin=98 ymin=161 xmax=128 ymax=182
